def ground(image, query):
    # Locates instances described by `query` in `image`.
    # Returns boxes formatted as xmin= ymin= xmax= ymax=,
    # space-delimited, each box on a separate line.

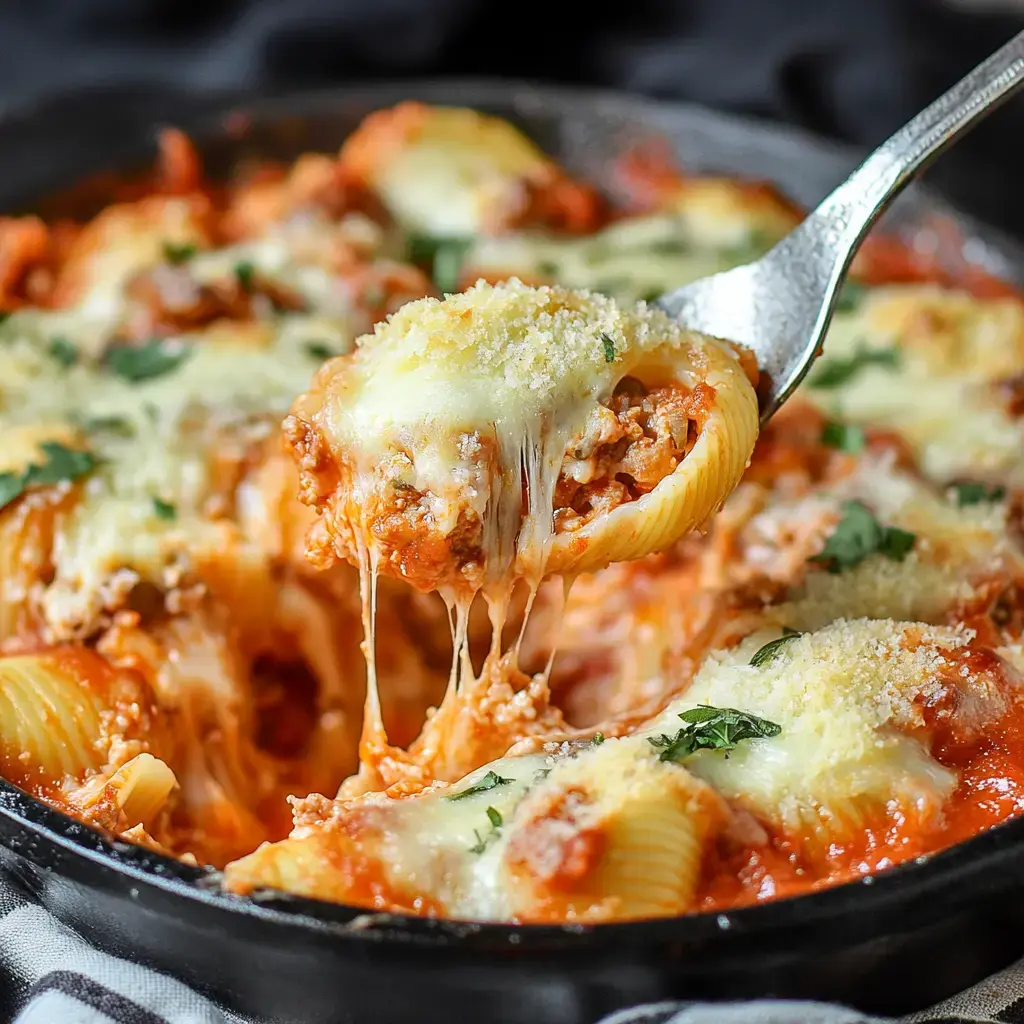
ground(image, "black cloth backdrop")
xmin=0 ymin=1 xmax=1023 ymax=232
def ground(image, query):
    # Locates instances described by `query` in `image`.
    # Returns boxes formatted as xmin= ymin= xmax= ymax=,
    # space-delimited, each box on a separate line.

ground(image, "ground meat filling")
xmin=354 ymin=379 xmax=711 ymax=585
xmin=357 ymin=441 xmax=492 ymax=594
xmin=553 ymin=377 xmax=714 ymax=533
xmin=368 ymin=479 xmax=485 ymax=592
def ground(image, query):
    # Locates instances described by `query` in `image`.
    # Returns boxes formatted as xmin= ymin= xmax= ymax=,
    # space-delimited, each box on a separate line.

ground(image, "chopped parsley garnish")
xmin=432 ymin=241 xmax=470 ymax=294
xmin=640 ymin=288 xmax=663 ymax=304
xmin=809 ymin=500 xmax=916 ymax=574
xmin=649 ymin=706 xmax=781 ymax=764
xmin=404 ymin=233 xmax=472 ymax=295
xmin=234 ymin=261 xmax=256 ymax=292
xmin=0 ymin=442 xmax=97 ymax=513
xmin=952 ymin=481 xmax=1006 ymax=507
xmin=446 ymin=770 xmax=512 ymax=801
xmin=749 ymin=628 xmax=802 ymax=667
xmin=0 ymin=312 xmax=10 ymax=325
xmin=163 ymin=241 xmax=197 ymax=265
xmin=592 ymin=732 xmax=605 ymax=745
xmin=152 ymin=497 xmax=177 ymax=521
xmin=304 ymin=341 xmax=338 ymax=361
xmin=810 ymin=345 xmax=901 ymax=389
xmin=82 ymin=415 xmax=135 ymax=438
xmin=105 ymin=338 xmax=190 ymax=383
xmin=820 ymin=420 xmax=865 ymax=453
xmin=403 ymin=232 xmax=442 ymax=265
xmin=48 ymin=336 xmax=78 ymax=368
xmin=468 ymin=806 xmax=504 ymax=853
xmin=834 ymin=281 xmax=867 ymax=314
xmin=536 ymin=259 xmax=559 ymax=277
xmin=601 ymin=333 xmax=616 ymax=363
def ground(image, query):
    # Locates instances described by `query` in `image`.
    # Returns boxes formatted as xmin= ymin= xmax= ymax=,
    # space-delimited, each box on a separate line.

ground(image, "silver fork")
xmin=658 ymin=29 xmax=1024 ymax=423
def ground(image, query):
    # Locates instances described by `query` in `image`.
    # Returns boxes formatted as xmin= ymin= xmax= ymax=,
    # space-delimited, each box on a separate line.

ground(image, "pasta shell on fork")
xmin=285 ymin=278 xmax=759 ymax=598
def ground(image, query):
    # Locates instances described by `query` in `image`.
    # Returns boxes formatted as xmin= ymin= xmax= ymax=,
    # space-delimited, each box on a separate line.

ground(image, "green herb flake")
xmin=879 ymin=525 xmax=917 ymax=561
xmin=749 ymin=627 xmax=802 ymax=667
xmin=234 ymin=261 xmax=256 ymax=293
xmin=952 ymin=481 xmax=1007 ymax=507
xmin=403 ymin=232 xmax=441 ymax=265
xmin=0 ymin=442 xmax=97 ymax=513
xmin=536 ymin=260 xmax=559 ymax=277
xmin=0 ymin=312 xmax=10 ymax=325
xmin=810 ymin=345 xmax=901 ymax=390
xmin=834 ymin=281 xmax=867 ymax=314
xmin=82 ymin=415 xmax=135 ymax=438
xmin=152 ymin=497 xmax=177 ymax=521
xmin=446 ymin=770 xmax=513 ymax=801
xmin=592 ymin=732 xmax=605 ymax=746
xmin=601 ymin=333 xmax=616 ymax=363
xmin=820 ymin=420 xmax=865 ymax=453
xmin=432 ymin=240 xmax=471 ymax=295
xmin=304 ymin=341 xmax=338 ymax=361
xmin=105 ymin=338 xmax=190 ymax=383
xmin=24 ymin=443 xmax=97 ymax=488
xmin=649 ymin=705 xmax=781 ymax=764
xmin=48 ymin=336 xmax=78 ymax=368
xmin=403 ymin=233 xmax=472 ymax=295
xmin=0 ymin=474 xmax=24 ymax=508
xmin=163 ymin=241 xmax=197 ymax=265
xmin=809 ymin=500 xmax=916 ymax=574
xmin=485 ymin=806 xmax=503 ymax=829
xmin=640 ymin=288 xmax=663 ymax=304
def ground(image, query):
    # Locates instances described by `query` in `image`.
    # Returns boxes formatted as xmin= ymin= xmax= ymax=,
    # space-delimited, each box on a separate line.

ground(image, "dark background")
xmin=2 ymin=0 xmax=1024 ymax=233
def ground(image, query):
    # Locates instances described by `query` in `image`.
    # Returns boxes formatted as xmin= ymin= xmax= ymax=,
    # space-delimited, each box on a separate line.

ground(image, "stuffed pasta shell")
xmin=338 ymin=102 xmax=602 ymax=237
xmin=226 ymin=734 xmax=726 ymax=922
xmin=286 ymin=279 xmax=759 ymax=596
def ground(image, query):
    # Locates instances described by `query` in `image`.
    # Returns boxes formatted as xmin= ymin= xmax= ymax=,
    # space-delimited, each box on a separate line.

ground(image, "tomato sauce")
xmin=696 ymin=683 xmax=1024 ymax=914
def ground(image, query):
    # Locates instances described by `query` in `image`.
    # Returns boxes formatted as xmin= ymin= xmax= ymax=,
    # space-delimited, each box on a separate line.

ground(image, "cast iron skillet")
xmin=2 ymin=81 xmax=1024 ymax=1024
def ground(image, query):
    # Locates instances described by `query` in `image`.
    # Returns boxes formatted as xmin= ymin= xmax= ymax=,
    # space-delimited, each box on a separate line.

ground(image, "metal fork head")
xmin=656 ymin=219 xmax=849 ymax=423
xmin=656 ymin=27 xmax=1024 ymax=424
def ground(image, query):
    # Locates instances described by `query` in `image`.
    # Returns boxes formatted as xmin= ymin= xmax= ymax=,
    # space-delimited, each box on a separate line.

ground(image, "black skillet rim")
xmin=2 ymin=76 xmax=1024 ymax=956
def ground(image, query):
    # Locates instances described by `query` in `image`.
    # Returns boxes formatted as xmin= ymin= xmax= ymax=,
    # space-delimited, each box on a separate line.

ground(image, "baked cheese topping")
xmin=288 ymin=278 xmax=759 ymax=591
xmin=804 ymin=284 xmax=1024 ymax=487
xmin=0 ymin=270 xmax=354 ymax=641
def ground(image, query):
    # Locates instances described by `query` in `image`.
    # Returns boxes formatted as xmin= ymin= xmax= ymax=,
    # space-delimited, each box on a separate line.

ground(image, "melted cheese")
xmin=0 ymin=250 xmax=357 ymax=640
xmin=229 ymin=612 xmax=1011 ymax=916
xmin=655 ymin=621 xmax=969 ymax=836
xmin=467 ymin=212 xmax=775 ymax=305
xmin=339 ymin=104 xmax=557 ymax=237
xmin=806 ymin=285 xmax=1024 ymax=486
xmin=775 ymin=453 xmax=1019 ymax=630
xmin=309 ymin=278 xmax=745 ymax=585
xmin=233 ymin=736 xmax=717 ymax=922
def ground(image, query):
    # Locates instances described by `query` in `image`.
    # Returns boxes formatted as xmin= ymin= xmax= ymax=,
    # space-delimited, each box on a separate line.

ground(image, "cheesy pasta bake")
xmin=2 ymin=102 xmax=1024 ymax=924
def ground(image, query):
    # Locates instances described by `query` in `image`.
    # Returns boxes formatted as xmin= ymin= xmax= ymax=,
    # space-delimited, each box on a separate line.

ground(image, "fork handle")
xmin=820 ymin=28 xmax=1024 ymax=245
